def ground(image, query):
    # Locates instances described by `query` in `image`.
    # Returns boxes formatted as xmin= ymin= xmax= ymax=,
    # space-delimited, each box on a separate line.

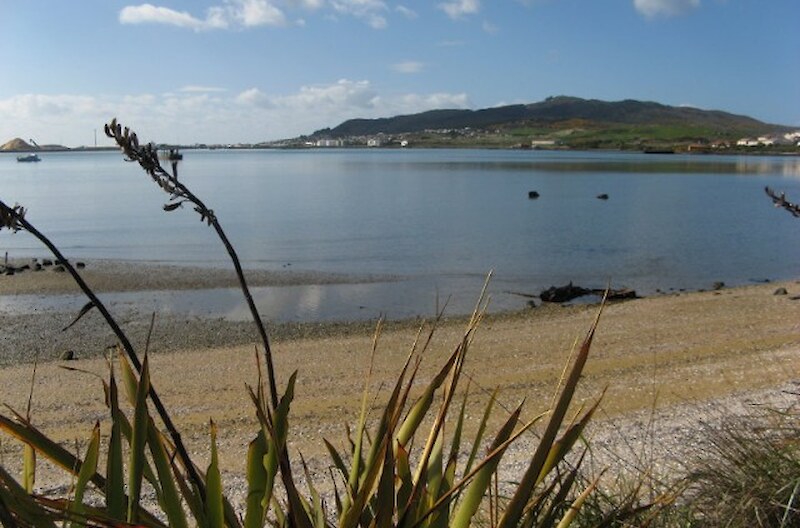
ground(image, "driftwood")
xmin=540 ymin=282 xmax=592 ymax=303
xmin=507 ymin=282 xmax=638 ymax=304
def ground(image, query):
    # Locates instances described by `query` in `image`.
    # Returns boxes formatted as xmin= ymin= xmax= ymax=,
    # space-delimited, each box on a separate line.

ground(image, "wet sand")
xmin=0 ymin=258 xmax=390 ymax=295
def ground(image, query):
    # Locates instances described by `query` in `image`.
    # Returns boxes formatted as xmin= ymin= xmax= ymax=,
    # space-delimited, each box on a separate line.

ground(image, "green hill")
xmin=309 ymin=96 xmax=790 ymax=150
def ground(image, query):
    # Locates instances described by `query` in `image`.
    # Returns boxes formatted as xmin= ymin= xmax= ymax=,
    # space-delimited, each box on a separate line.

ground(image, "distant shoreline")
xmin=3 ymin=144 xmax=799 ymax=156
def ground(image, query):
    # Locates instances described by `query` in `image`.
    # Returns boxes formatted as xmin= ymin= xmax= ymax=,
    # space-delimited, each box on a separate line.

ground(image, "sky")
xmin=1 ymin=0 xmax=798 ymax=147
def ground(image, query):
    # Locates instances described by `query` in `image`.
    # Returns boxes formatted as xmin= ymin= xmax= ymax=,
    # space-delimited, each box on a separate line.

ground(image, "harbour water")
xmin=2 ymin=148 xmax=799 ymax=321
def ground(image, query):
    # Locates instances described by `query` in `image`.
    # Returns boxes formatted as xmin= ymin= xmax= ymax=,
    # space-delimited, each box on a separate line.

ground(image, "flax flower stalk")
xmin=103 ymin=118 xmax=280 ymax=411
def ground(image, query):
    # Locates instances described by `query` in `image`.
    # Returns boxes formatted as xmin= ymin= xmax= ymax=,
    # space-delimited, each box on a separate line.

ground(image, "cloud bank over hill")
xmin=0 ymin=80 xmax=469 ymax=146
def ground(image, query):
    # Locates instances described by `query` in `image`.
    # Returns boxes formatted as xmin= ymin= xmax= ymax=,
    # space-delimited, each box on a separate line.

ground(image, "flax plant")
xmin=765 ymin=187 xmax=800 ymax=218
xmin=0 ymin=121 xmax=612 ymax=527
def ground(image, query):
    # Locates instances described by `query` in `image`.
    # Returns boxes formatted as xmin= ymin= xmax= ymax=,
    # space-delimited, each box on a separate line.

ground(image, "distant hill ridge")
xmin=314 ymin=96 xmax=783 ymax=138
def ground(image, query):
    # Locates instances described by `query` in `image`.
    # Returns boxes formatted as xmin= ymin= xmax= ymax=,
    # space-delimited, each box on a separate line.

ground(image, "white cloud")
xmin=180 ymin=85 xmax=227 ymax=93
xmin=274 ymin=79 xmax=378 ymax=109
xmin=438 ymin=0 xmax=480 ymax=19
xmin=330 ymin=0 xmax=388 ymax=28
xmin=119 ymin=4 xmax=209 ymax=29
xmin=120 ymin=0 xmax=401 ymax=29
xmin=231 ymin=0 xmax=286 ymax=26
xmin=0 ymin=82 xmax=471 ymax=146
xmin=236 ymin=88 xmax=274 ymax=107
xmin=120 ymin=0 xmax=287 ymax=30
xmin=391 ymin=61 xmax=424 ymax=74
xmin=633 ymin=0 xmax=700 ymax=18
xmin=284 ymin=0 xmax=325 ymax=9
xmin=395 ymin=5 xmax=418 ymax=19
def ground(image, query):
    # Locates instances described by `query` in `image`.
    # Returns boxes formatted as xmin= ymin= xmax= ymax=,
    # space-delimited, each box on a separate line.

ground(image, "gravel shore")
xmin=0 ymin=260 xmax=798 ymax=512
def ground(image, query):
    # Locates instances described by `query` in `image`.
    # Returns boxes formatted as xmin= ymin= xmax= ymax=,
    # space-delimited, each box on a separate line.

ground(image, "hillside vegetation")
xmin=308 ymin=96 xmax=794 ymax=151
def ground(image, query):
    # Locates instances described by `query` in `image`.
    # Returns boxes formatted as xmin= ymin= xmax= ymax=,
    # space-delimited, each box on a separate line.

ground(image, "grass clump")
xmin=684 ymin=404 xmax=800 ymax=527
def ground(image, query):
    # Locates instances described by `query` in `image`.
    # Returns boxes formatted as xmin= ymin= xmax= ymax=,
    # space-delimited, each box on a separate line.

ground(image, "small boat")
xmin=161 ymin=148 xmax=183 ymax=161
xmin=17 ymin=153 xmax=41 ymax=162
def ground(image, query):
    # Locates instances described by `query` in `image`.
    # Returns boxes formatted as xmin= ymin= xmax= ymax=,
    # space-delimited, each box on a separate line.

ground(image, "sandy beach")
xmin=0 ymin=260 xmax=798 ymax=504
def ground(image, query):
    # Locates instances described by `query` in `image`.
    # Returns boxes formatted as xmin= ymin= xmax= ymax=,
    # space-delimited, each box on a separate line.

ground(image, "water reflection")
xmin=403 ymin=157 xmax=800 ymax=176
xmin=0 ymin=277 xmax=531 ymax=322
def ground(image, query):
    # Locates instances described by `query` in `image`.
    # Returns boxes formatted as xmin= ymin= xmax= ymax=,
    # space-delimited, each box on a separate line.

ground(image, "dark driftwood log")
xmin=540 ymin=282 xmax=592 ymax=303
xmin=537 ymin=282 xmax=638 ymax=303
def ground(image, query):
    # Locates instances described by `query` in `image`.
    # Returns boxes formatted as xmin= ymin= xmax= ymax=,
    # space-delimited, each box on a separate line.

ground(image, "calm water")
xmin=2 ymin=149 xmax=800 ymax=321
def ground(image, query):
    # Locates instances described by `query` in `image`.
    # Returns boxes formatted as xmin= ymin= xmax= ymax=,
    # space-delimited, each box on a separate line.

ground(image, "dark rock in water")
xmin=774 ymin=287 xmax=788 ymax=296
xmin=60 ymin=350 xmax=76 ymax=361
xmin=19 ymin=264 xmax=30 ymax=271
xmin=540 ymin=282 xmax=591 ymax=303
xmin=42 ymin=259 xmax=53 ymax=266
xmin=528 ymin=191 xmax=540 ymax=199
xmin=76 ymin=261 xmax=86 ymax=269
xmin=712 ymin=281 xmax=725 ymax=291
xmin=597 ymin=193 xmax=609 ymax=200
xmin=4 ymin=269 xmax=14 ymax=276
xmin=54 ymin=259 xmax=62 ymax=265
xmin=53 ymin=265 xmax=65 ymax=273
xmin=34 ymin=263 xmax=42 ymax=271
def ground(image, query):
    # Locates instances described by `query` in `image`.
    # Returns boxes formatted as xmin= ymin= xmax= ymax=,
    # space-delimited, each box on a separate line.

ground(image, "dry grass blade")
xmin=61 ymin=301 xmax=96 ymax=332
xmin=22 ymin=444 xmax=35 ymax=496
xmin=555 ymin=470 xmax=605 ymax=528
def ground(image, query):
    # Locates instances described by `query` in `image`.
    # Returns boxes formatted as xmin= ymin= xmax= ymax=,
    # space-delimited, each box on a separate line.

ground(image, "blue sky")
xmin=1 ymin=0 xmax=798 ymax=146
